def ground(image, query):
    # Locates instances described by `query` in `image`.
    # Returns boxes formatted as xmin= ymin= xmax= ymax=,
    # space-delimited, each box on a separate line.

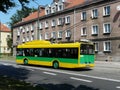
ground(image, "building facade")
xmin=13 ymin=0 xmax=120 ymax=61
xmin=0 ymin=23 xmax=11 ymax=55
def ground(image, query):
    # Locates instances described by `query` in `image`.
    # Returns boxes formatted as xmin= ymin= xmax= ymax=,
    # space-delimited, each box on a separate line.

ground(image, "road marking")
xmin=43 ymin=72 xmax=57 ymax=76
xmin=25 ymin=66 xmax=120 ymax=83
xmin=70 ymin=77 xmax=92 ymax=83
xmin=4 ymin=64 xmax=120 ymax=83
xmin=1 ymin=63 xmax=11 ymax=66
xmin=116 ymin=86 xmax=120 ymax=89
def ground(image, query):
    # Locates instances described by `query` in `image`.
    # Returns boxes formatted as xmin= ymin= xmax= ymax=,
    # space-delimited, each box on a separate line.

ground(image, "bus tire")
xmin=24 ymin=59 xmax=28 ymax=65
xmin=53 ymin=61 xmax=59 ymax=69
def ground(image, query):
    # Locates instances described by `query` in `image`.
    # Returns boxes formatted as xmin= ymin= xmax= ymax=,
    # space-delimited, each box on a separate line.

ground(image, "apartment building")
xmin=13 ymin=0 xmax=120 ymax=61
xmin=0 ymin=22 xmax=11 ymax=55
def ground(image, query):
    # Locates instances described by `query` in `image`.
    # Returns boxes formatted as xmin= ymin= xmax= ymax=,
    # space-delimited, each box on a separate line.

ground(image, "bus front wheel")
xmin=24 ymin=59 xmax=28 ymax=65
xmin=53 ymin=61 xmax=59 ymax=69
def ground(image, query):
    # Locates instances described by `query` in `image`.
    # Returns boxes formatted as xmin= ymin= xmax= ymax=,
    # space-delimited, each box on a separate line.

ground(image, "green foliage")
xmin=9 ymin=7 xmax=37 ymax=26
xmin=0 ymin=0 xmax=32 ymax=13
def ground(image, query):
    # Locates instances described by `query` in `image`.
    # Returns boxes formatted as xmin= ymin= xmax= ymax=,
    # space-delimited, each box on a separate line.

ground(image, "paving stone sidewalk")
xmin=95 ymin=61 xmax=120 ymax=69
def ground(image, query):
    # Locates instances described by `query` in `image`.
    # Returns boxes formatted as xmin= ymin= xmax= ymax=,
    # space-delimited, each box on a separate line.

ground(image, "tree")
xmin=9 ymin=7 xmax=37 ymax=26
xmin=0 ymin=0 xmax=33 ymax=13
xmin=8 ymin=7 xmax=36 ymax=55
xmin=6 ymin=36 xmax=12 ymax=55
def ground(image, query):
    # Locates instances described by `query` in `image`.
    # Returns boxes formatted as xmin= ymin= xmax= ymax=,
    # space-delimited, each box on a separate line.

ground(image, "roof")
xmin=65 ymin=0 xmax=85 ymax=9
xmin=0 ymin=23 xmax=11 ymax=32
xmin=14 ymin=0 xmax=86 ymax=25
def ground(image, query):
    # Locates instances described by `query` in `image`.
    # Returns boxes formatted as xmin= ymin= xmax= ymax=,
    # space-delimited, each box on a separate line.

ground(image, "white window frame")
xmin=51 ymin=32 xmax=56 ymax=39
xmin=103 ymin=41 xmax=111 ymax=52
xmin=17 ymin=29 xmax=20 ymax=36
xmin=22 ymin=37 xmax=25 ymax=42
xmin=51 ymin=3 xmax=57 ymax=13
xmin=81 ymin=11 xmax=87 ymax=21
xmin=39 ymin=22 xmax=43 ymax=30
xmin=65 ymin=16 xmax=70 ymax=24
xmin=39 ymin=34 xmax=43 ymax=40
xmin=65 ymin=30 xmax=71 ymax=38
xmin=26 ymin=36 xmax=29 ymax=41
xmin=91 ymin=9 xmax=98 ymax=18
xmin=81 ymin=27 xmax=87 ymax=36
xmin=31 ymin=24 xmax=34 ymax=31
xmin=58 ymin=3 xmax=64 ymax=11
xmin=31 ymin=35 xmax=34 ymax=41
xmin=103 ymin=6 xmax=110 ymax=16
xmin=45 ymin=32 xmax=49 ymax=39
xmin=51 ymin=19 xmax=56 ymax=27
xmin=26 ymin=26 xmax=29 ymax=32
xmin=58 ymin=31 xmax=63 ymax=38
xmin=57 ymin=17 xmax=63 ymax=25
xmin=94 ymin=42 xmax=99 ymax=52
xmin=103 ymin=22 xmax=111 ymax=34
xmin=92 ymin=24 xmax=99 ymax=35
xmin=45 ymin=21 xmax=49 ymax=28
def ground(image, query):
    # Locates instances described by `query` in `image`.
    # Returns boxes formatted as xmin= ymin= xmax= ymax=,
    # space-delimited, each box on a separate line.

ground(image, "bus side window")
xmin=17 ymin=49 xmax=23 ymax=56
xmin=39 ymin=49 xmax=43 ymax=57
xmin=34 ymin=49 xmax=39 ymax=57
xmin=29 ymin=49 xmax=34 ymax=56
xmin=24 ymin=49 xmax=30 ymax=56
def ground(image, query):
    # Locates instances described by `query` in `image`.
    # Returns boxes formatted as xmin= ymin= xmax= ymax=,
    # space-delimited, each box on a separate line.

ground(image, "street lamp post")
xmin=34 ymin=1 xmax=41 ymax=40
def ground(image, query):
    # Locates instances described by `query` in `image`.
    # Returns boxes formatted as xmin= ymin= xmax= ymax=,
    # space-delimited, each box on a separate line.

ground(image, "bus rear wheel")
xmin=24 ymin=59 xmax=28 ymax=65
xmin=53 ymin=61 xmax=59 ymax=69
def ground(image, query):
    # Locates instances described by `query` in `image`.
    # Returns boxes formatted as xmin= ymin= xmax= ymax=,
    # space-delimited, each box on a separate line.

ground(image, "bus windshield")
xmin=80 ymin=44 xmax=94 ymax=55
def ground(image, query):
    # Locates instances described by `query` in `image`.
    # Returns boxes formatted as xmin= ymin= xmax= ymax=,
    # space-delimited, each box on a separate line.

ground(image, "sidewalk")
xmin=95 ymin=61 xmax=120 ymax=69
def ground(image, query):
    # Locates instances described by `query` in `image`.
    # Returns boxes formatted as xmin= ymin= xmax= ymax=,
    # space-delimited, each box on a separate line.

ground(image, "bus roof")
xmin=17 ymin=40 xmax=93 ymax=48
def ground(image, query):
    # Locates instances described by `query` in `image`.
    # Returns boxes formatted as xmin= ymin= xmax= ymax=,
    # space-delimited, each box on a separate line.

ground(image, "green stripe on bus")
xmin=16 ymin=56 xmax=78 ymax=64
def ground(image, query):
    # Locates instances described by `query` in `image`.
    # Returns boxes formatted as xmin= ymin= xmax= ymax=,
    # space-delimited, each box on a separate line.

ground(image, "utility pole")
xmin=37 ymin=5 xmax=40 ymax=40
xmin=34 ymin=1 xmax=41 ymax=40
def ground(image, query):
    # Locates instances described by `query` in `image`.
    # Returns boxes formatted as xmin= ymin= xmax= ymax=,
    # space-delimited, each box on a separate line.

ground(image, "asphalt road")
xmin=0 ymin=60 xmax=120 ymax=90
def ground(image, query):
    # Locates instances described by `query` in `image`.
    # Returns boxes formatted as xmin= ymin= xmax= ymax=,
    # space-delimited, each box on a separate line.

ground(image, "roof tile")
xmin=0 ymin=23 xmax=11 ymax=32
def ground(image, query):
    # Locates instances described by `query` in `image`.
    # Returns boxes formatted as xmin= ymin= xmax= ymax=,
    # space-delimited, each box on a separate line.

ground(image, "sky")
xmin=0 ymin=0 xmax=52 ymax=26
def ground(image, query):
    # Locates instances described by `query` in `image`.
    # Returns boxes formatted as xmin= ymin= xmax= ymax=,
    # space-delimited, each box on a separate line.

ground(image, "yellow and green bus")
xmin=16 ymin=40 xmax=95 ymax=69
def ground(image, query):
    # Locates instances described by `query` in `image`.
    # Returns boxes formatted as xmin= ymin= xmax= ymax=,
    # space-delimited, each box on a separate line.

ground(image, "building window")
xmin=26 ymin=26 xmax=29 ymax=32
xmin=81 ymin=11 xmax=87 ymax=21
xmin=26 ymin=36 xmax=29 ymax=41
xmin=31 ymin=24 xmax=34 ymax=31
xmin=103 ymin=6 xmax=110 ymax=16
xmin=58 ymin=31 xmax=62 ymax=39
xmin=39 ymin=22 xmax=43 ymax=30
xmin=58 ymin=3 xmax=63 ymax=11
xmin=51 ymin=5 xmax=56 ymax=13
xmin=103 ymin=23 xmax=111 ymax=34
xmin=92 ymin=25 xmax=99 ymax=35
xmin=22 ymin=37 xmax=25 ymax=43
xmin=91 ymin=9 xmax=98 ymax=19
xmin=81 ymin=27 xmax=87 ymax=36
xmin=39 ymin=34 xmax=43 ymax=40
xmin=51 ymin=32 xmax=56 ymax=39
xmin=94 ymin=42 xmax=99 ymax=52
xmin=17 ymin=29 xmax=20 ymax=36
xmin=31 ymin=35 xmax=34 ymax=41
xmin=103 ymin=41 xmax=111 ymax=52
xmin=45 ymin=21 xmax=49 ymax=28
xmin=58 ymin=17 xmax=63 ymax=25
xmin=65 ymin=16 xmax=70 ymax=24
xmin=51 ymin=19 xmax=56 ymax=27
xmin=45 ymin=33 xmax=49 ymax=39
xmin=65 ymin=30 xmax=71 ymax=38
